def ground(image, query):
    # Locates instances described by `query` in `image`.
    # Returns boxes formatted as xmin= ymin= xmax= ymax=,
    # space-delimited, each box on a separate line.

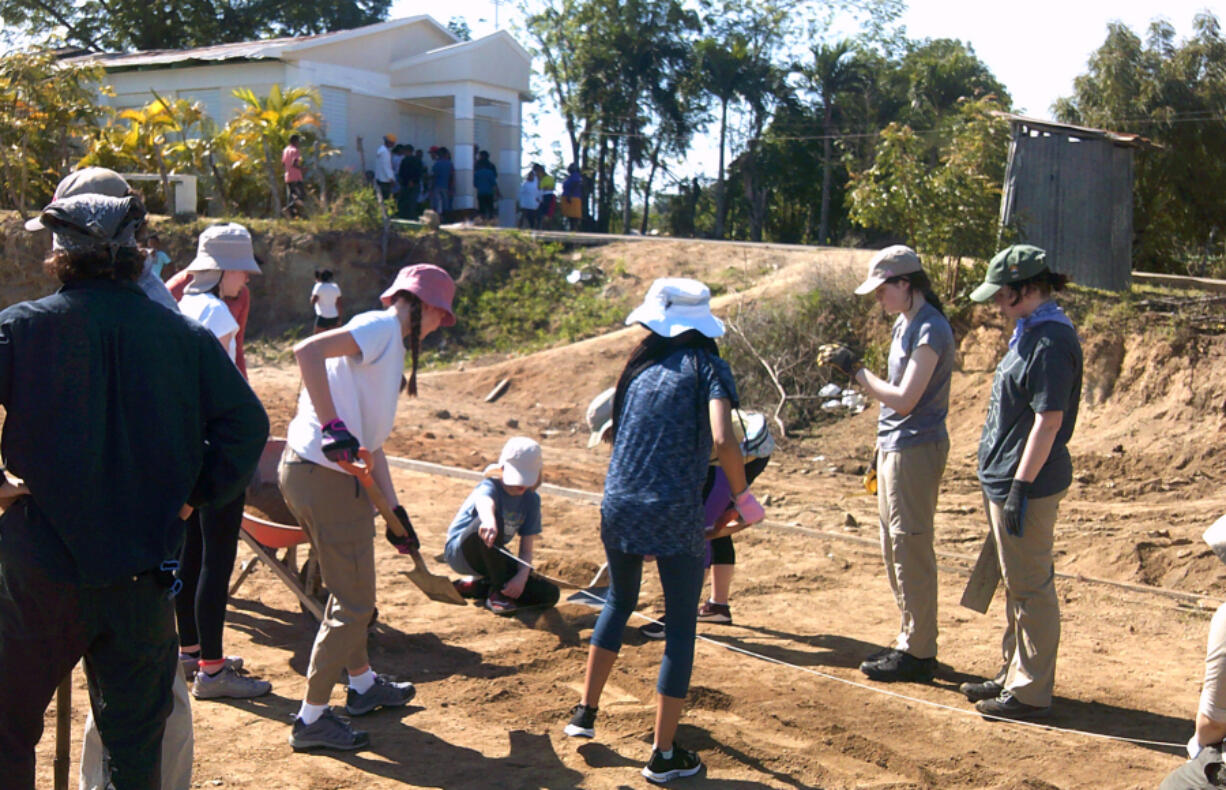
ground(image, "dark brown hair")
xmin=610 ymin=329 xmax=722 ymax=442
xmin=1004 ymin=270 xmax=1071 ymax=306
xmin=43 ymin=246 xmax=142 ymax=284
xmin=887 ymin=269 xmax=946 ymax=318
xmin=391 ymin=290 xmax=424 ymax=396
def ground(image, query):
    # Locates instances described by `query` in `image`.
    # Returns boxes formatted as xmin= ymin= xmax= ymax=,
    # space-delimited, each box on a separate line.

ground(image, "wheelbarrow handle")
xmin=336 ymin=447 xmax=409 ymax=538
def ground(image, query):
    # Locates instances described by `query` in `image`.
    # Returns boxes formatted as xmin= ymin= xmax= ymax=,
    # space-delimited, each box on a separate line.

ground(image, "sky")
xmin=349 ymin=1 xmax=1218 ymax=181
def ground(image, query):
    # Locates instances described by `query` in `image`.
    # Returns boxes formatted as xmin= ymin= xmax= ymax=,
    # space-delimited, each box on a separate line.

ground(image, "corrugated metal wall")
xmin=1000 ymin=128 xmax=1133 ymax=291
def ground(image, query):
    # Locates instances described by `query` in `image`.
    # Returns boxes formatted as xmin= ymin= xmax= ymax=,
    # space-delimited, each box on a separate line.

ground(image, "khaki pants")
xmin=278 ymin=449 xmax=376 ymax=704
xmin=984 ymin=489 xmax=1066 ymax=707
xmin=80 ymin=664 xmax=193 ymax=790
xmin=877 ymin=437 xmax=949 ymax=660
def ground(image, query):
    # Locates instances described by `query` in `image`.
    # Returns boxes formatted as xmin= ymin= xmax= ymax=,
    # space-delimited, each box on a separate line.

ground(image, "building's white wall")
xmin=103 ymin=61 xmax=288 ymax=125
xmin=290 ymin=24 xmax=454 ymax=72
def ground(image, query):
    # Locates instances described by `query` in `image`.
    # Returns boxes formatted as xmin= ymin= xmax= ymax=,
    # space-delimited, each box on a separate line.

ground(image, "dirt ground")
xmin=33 ymin=247 xmax=1226 ymax=789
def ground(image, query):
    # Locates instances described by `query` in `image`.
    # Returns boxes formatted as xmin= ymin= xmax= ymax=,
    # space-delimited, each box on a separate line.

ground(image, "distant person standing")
xmin=374 ymin=134 xmax=396 ymax=201
xmin=282 ymin=134 xmax=306 ymax=217
xmin=536 ymin=164 xmax=557 ymax=229
xmin=311 ymin=269 xmax=343 ymax=334
xmin=430 ymin=147 xmax=454 ymax=215
xmin=397 ymin=144 xmax=423 ymax=219
xmin=147 ymin=232 xmax=172 ymax=280
xmin=562 ymin=163 xmax=583 ymax=231
xmin=473 ymin=150 xmax=499 ymax=221
xmin=518 ymin=169 xmax=541 ymax=229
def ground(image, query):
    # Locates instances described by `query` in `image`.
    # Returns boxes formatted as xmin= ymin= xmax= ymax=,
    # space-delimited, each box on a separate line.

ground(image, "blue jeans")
xmin=590 ymin=543 xmax=704 ymax=698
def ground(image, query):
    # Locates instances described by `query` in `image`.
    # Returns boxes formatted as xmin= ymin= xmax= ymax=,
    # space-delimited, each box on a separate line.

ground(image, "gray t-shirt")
xmin=977 ymin=319 xmax=1082 ymax=502
xmin=878 ymin=302 xmax=954 ymax=452
xmin=443 ymin=477 xmax=541 ymax=575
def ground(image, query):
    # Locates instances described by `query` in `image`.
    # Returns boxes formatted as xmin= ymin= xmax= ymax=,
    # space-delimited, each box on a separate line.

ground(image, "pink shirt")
xmin=281 ymin=145 xmax=303 ymax=183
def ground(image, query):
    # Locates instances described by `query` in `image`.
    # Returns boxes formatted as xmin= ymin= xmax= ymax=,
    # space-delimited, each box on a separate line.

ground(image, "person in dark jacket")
xmin=0 ymin=193 xmax=268 ymax=790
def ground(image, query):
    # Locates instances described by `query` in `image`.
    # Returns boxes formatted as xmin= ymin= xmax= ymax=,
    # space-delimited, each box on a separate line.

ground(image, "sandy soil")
xmin=32 ymin=249 xmax=1226 ymax=789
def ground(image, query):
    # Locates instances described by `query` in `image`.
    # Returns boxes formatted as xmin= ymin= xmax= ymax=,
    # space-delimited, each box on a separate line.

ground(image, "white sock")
xmin=298 ymin=702 xmax=328 ymax=725
xmin=348 ymin=669 xmax=376 ymax=694
xmin=660 ymin=748 xmax=674 ymax=759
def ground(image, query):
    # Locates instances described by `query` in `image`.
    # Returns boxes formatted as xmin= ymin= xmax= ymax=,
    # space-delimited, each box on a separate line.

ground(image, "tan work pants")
xmin=984 ymin=489 xmax=1066 ymax=707
xmin=877 ymin=437 xmax=949 ymax=660
xmin=278 ymin=449 xmax=377 ymax=704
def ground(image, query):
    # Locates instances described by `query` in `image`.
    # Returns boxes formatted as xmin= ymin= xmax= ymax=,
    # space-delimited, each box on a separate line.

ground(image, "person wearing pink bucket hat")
xmin=279 ymin=262 xmax=457 ymax=752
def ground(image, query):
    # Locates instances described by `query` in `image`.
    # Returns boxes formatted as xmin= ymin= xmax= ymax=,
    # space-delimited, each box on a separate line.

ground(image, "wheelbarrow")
xmin=231 ymin=439 xmax=325 ymax=620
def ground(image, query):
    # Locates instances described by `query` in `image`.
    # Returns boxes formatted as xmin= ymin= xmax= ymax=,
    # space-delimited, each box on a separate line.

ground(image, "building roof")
xmin=993 ymin=111 xmax=1156 ymax=149
xmin=62 ymin=15 xmax=458 ymax=70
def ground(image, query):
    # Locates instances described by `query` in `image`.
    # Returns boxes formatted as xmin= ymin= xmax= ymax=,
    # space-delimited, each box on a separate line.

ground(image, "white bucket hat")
xmin=585 ymin=387 xmax=615 ymax=449
xmin=624 ymin=278 xmax=724 ymax=339
xmin=854 ymin=245 xmax=923 ymax=295
xmin=186 ymin=223 xmax=261 ymax=274
xmin=491 ymin=436 xmax=542 ymax=487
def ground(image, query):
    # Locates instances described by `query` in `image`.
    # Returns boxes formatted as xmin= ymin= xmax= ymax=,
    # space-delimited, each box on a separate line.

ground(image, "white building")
xmin=68 ymin=16 xmax=532 ymax=224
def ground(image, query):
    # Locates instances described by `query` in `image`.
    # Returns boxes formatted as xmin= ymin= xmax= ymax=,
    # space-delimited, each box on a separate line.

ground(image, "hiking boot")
xmin=861 ymin=646 xmax=894 ymax=665
xmin=486 ymin=592 xmax=519 ymax=615
xmin=974 ymin=690 xmax=1051 ymax=720
xmin=959 ymin=679 xmax=1004 ymax=702
xmin=453 ymin=577 xmax=490 ymax=600
xmin=639 ymin=617 xmax=666 ymax=640
xmin=696 ymin=601 xmax=732 ymax=624
xmin=563 ymin=703 xmax=598 ymax=738
xmin=345 ymin=675 xmax=416 ymax=716
xmin=191 ymin=665 xmax=271 ymax=700
xmin=179 ymin=654 xmax=242 ymax=680
xmin=859 ymin=650 xmax=935 ymax=683
xmin=642 ymin=745 xmax=703 ymax=783
xmin=289 ymin=709 xmax=370 ymax=751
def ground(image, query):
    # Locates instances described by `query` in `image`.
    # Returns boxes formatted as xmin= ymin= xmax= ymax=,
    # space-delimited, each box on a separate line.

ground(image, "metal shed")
xmin=996 ymin=113 xmax=1151 ymax=292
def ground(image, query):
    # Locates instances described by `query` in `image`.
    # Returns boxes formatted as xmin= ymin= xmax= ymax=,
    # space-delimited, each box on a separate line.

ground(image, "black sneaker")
xmin=860 ymin=646 xmax=893 ymax=665
xmin=345 ymin=675 xmax=416 ymax=716
xmin=859 ymin=649 xmax=935 ymax=683
xmin=642 ymin=745 xmax=702 ymax=783
xmin=696 ymin=601 xmax=732 ymax=624
xmin=563 ymin=703 xmax=597 ymax=738
xmin=974 ymin=690 xmax=1051 ymax=720
xmin=639 ymin=617 xmax=665 ymax=640
xmin=289 ymin=709 xmax=370 ymax=751
xmin=958 ymin=679 xmax=1004 ymax=702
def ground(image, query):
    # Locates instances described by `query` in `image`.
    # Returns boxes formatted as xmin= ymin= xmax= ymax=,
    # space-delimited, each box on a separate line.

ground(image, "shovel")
xmin=960 ymin=531 xmax=1001 ymax=614
xmin=337 ymin=449 xmax=465 ymax=606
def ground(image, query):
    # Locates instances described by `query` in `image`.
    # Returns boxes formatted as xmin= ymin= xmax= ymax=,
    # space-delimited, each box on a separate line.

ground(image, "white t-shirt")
xmin=178 ymin=292 xmax=239 ymax=362
xmin=286 ymin=309 xmax=405 ymax=472
xmin=312 ymin=281 xmax=342 ymax=318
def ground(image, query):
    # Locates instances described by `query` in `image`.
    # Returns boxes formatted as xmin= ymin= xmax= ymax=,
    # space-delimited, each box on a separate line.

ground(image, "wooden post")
xmin=54 ymin=674 xmax=71 ymax=790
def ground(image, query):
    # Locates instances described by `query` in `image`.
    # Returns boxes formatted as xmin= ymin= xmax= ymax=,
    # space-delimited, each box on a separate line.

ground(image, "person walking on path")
xmin=279 ymin=263 xmax=457 ymax=752
xmin=174 ymin=224 xmax=272 ymax=700
xmin=374 ymin=133 xmax=397 ymax=201
xmin=311 ymin=269 xmax=343 ymax=334
xmin=958 ymin=244 xmax=1082 ymax=720
xmin=443 ymin=437 xmax=560 ymax=615
xmin=819 ymin=246 xmax=955 ymax=683
xmin=563 ymin=278 xmax=766 ymax=783
xmin=0 ymin=193 xmax=267 ymax=790
xmin=282 ymin=134 xmax=307 ymax=217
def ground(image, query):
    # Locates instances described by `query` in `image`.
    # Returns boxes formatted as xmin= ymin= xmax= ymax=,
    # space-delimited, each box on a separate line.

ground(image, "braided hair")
xmin=391 ymin=291 xmax=424 ymax=397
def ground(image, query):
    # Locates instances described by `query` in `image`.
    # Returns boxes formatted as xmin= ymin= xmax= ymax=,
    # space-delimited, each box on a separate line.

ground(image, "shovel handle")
xmin=336 ymin=448 xmax=408 ymax=538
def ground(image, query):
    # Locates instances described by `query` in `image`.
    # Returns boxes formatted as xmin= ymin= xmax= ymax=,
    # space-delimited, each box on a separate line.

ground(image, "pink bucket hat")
xmin=379 ymin=263 xmax=457 ymax=326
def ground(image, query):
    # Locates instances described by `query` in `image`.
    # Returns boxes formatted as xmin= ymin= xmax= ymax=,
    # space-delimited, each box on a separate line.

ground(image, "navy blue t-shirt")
xmin=977 ymin=320 xmax=1082 ymax=502
xmin=601 ymin=347 xmax=737 ymax=558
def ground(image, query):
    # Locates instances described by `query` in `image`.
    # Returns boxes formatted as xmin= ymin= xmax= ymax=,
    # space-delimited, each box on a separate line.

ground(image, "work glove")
xmin=321 ymin=418 xmax=359 ymax=463
xmin=817 ymin=343 xmax=862 ymax=379
xmin=386 ymin=504 xmax=421 ymax=554
xmin=1002 ymin=479 xmax=1031 ymax=537
xmin=733 ymin=489 xmax=766 ymax=526
xmin=863 ymin=453 xmax=878 ymax=496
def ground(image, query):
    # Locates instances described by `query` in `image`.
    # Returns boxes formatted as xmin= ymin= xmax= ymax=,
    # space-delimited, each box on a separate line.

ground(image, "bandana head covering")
xmin=39 ymin=194 xmax=145 ymax=259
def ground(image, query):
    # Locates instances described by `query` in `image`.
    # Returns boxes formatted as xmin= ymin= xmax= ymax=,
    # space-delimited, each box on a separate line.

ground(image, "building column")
xmin=498 ymin=99 xmax=521 ymax=228
xmin=452 ymin=85 xmax=475 ymax=212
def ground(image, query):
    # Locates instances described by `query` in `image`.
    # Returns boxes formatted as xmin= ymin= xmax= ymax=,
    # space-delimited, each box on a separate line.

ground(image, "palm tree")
xmin=232 ymin=85 xmax=323 ymax=216
xmin=806 ymin=40 xmax=862 ymax=245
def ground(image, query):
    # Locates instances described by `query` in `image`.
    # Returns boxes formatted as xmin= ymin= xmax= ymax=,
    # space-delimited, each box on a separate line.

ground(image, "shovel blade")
xmin=401 ymin=555 xmax=466 ymax=606
xmin=960 ymin=532 xmax=1000 ymax=614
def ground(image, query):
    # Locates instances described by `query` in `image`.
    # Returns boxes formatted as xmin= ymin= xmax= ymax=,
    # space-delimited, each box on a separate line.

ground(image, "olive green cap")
xmin=970 ymin=244 xmax=1050 ymax=302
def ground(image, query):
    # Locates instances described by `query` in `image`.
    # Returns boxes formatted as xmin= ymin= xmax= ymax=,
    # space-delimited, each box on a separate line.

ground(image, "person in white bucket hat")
xmin=565 ymin=277 xmax=765 ymax=783
xmin=172 ymin=222 xmax=272 ymax=703
xmin=1158 ymin=517 xmax=1226 ymax=789
xmin=442 ymin=437 xmax=560 ymax=615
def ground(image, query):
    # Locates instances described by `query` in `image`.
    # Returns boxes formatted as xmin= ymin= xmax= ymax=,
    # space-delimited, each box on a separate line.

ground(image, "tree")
xmin=447 ymin=17 xmax=472 ymax=41
xmin=1055 ymin=13 xmax=1226 ymax=271
xmin=232 ymin=85 xmax=326 ymax=217
xmin=0 ymin=0 xmax=390 ymax=52
xmin=0 ymin=49 xmax=106 ymax=216
xmin=804 ymin=39 xmax=862 ymax=244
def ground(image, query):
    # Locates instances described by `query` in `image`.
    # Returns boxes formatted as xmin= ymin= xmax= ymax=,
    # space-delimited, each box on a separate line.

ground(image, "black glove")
xmin=1003 ymin=479 xmax=1031 ymax=537
xmin=386 ymin=504 xmax=420 ymax=554
xmin=321 ymin=418 xmax=359 ymax=463
xmin=817 ymin=344 xmax=862 ymax=378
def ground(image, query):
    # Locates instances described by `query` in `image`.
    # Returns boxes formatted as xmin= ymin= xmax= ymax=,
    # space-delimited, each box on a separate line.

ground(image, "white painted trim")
xmin=282 ymin=15 xmax=457 ymax=55
xmin=388 ymin=31 xmax=530 ymax=72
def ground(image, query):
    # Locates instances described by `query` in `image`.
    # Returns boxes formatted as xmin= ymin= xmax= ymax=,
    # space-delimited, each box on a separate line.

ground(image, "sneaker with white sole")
xmin=289 ymin=709 xmax=370 ymax=751
xmin=696 ymin=601 xmax=732 ymax=624
xmin=642 ymin=745 xmax=702 ymax=783
xmin=345 ymin=675 xmax=416 ymax=716
xmin=563 ymin=703 xmax=597 ymax=737
xmin=191 ymin=665 xmax=271 ymax=699
xmin=639 ymin=617 xmax=665 ymax=640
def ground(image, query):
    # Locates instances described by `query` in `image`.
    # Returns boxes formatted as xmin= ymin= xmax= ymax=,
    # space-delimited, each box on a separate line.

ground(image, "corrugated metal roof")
xmin=992 ymin=111 xmax=1156 ymax=149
